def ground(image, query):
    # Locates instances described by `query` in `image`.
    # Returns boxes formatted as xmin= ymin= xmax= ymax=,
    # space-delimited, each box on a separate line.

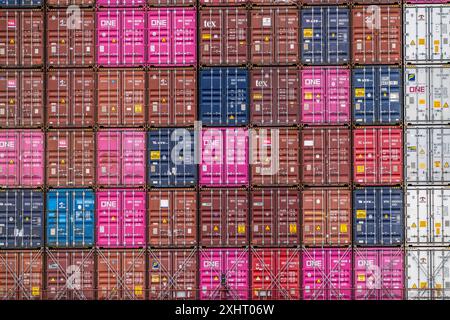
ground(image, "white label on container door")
xmin=262 ymin=18 xmax=271 ymax=27
xmin=160 ymin=199 xmax=169 ymax=208
xmin=304 ymin=140 xmax=313 ymax=147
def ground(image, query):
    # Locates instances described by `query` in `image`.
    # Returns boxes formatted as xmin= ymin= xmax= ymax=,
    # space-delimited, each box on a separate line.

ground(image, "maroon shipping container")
xmin=0 ymin=70 xmax=44 ymax=128
xmin=148 ymin=249 xmax=197 ymax=300
xmin=148 ymin=189 xmax=197 ymax=247
xmin=301 ymin=127 xmax=351 ymax=186
xmin=199 ymin=189 xmax=249 ymax=247
xmin=200 ymin=0 xmax=247 ymax=5
xmin=47 ymin=69 xmax=95 ymax=128
xmin=251 ymin=188 xmax=300 ymax=246
xmin=47 ymin=0 xmax=95 ymax=5
xmin=352 ymin=6 xmax=402 ymax=64
xmin=46 ymin=130 xmax=95 ymax=187
xmin=148 ymin=69 xmax=196 ymax=127
xmin=46 ymin=249 xmax=95 ymax=300
xmin=250 ymin=67 xmax=300 ymax=126
xmin=250 ymin=8 xmax=299 ymax=65
xmin=149 ymin=0 xmax=195 ymax=5
xmin=302 ymin=188 xmax=351 ymax=246
xmin=301 ymin=0 xmax=346 ymax=3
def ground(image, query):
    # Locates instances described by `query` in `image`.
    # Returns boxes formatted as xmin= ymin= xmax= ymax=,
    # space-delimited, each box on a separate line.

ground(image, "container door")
xmin=72 ymin=190 xmax=95 ymax=247
xmin=47 ymin=190 xmax=70 ymax=247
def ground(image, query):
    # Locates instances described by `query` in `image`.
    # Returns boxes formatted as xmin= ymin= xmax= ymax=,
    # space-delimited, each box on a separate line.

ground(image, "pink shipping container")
xmin=96 ymin=130 xmax=146 ymax=187
xmin=301 ymin=67 xmax=351 ymax=125
xmin=0 ymin=130 xmax=44 ymax=187
xmin=97 ymin=10 xmax=145 ymax=66
xmin=148 ymin=9 xmax=196 ymax=66
xmin=354 ymin=248 xmax=404 ymax=300
xmin=200 ymin=248 xmax=249 ymax=300
xmin=97 ymin=0 xmax=145 ymax=6
xmin=405 ymin=0 xmax=449 ymax=2
xmin=96 ymin=189 xmax=146 ymax=248
xmin=200 ymin=128 xmax=249 ymax=187
xmin=302 ymin=248 xmax=352 ymax=300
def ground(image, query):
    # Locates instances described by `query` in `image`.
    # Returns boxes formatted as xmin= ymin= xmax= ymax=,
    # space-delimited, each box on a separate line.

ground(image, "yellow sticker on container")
xmin=150 ymin=151 xmax=160 ymax=160
xmin=435 ymin=161 xmax=441 ymax=168
xmin=31 ymin=287 xmax=40 ymax=296
xmin=435 ymin=46 xmax=439 ymax=53
xmin=434 ymin=40 xmax=440 ymax=45
xmin=340 ymin=224 xmax=347 ymax=233
xmin=289 ymin=223 xmax=297 ymax=234
xmin=358 ymin=274 xmax=366 ymax=282
xmin=202 ymin=34 xmax=211 ymax=40
xmin=434 ymin=101 xmax=441 ymax=108
xmin=303 ymin=29 xmax=313 ymax=38
xmin=253 ymin=94 xmax=262 ymax=100
xmin=151 ymin=275 xmax=160 ymax=283
xmin=436 ymin=222 xmax=441 ymax=228
xmin=135 ymin=104 xmax=142 ymax=113
xmin=135 ymin=286 xmax=143 ymax=296
xmin=419 ymin=163 xmax=426 ymax=169
xmin=355 ymin=88 xmax=365 ymax=97
xmin=420 ymin=282 xmax=427 ymax=288
xmin=419 ymin=99 xmax=426 ymax=105
xmin=304 ymin=92 xmax=313 ymax=100
xmin=419 ymin=38 xmax=425 ymax=45
xmin=436 ymin=228 xmax=441 ymax=235
xmin=238 ymin=224 xmax=246 ymax=234
xmin=419 ymin=220 xmax=427 ymax=228
xmin=357 ymin=165 xmax=365 ymax=173
xmin=356 ymin=210 xmax=366 ymax=219
xmin=436 ymin=283 xmax=442 ymax=289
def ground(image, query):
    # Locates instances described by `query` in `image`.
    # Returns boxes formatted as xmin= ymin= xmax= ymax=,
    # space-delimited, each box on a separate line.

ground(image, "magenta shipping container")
xmin=96 ymin=189 xmax=146 ymax=248
xmin=97 ymin=0 xmax=145 ymax=6
xmin=148 ymin=8 xmax=196 ymax=66
xmin=0 ymin=130 xmax=44 ymax=187
xmin=200 ymin=248 xmax=249 ymax=300
xmin=97 ymin=130 xmax=146 ymax=186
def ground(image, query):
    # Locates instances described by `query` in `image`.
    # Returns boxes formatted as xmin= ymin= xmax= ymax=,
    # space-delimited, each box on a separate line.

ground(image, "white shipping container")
xmin=405 ymin=66 xmax=450 ymax=124
xmin=404 ymin=5 xmax=450 ymax=63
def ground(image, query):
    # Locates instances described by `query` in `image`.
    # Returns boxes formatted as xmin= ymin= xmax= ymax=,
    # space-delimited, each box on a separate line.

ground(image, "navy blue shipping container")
xmin=199 ymin=68 xmax=249 ymax=126
xmin=148 ymin=129 xmax=197 ymax=187
xmin=353 ymin=188 xmax=403 ymax=246
xmin=300 ymin=7 xmax=350 ymax=65
xmin=46 ymin=189 xmax=95 ymax=248
xmin=353 ymin=67 xmax=402 ymax=125
xmin=0 ymin=0 xmax=41 ymax=5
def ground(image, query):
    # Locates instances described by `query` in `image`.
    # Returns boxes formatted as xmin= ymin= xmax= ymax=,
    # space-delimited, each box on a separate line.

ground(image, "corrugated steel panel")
xmin=302 ymin=0 xmax=346 ymax=3
xmin=97 ymin=0 xmax=145 ymax=6
xmin=47 ymin=0 xmax=94 ymax=6
xmin=0 ymin=0 xmax=42 ymax=5
xmin=200 ymin=0 xmax=246 ymax=5
xmin=149 ymin=0 xmax=195 ymax=5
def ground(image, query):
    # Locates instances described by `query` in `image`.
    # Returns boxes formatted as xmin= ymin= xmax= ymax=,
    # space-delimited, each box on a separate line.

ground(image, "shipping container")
xmin=0 ymin=190 xmax=43 ymax=249
xmin=353 ymin=188 xmax=404 ymax=246
xmin=46 ymin=249 xmax=95 ymax=300
xmin=301 ymin=67 xmax=350 ymax=125
xmin=302 ymin=188 xmax=351 ymax=246
xmin=149 ymin=189 xmax=197 ymax=247
xmin=96 ymin=189 xmax=146 ymax=248
xmin=97 ymin=69 xmax=145 ymax=127
xmin=405 ymin=65 xmax=450 ymax=124
xmin=149 ymin=0 xmax=195 ymax=5
xmin=0 ymin=10 xmax=43 ymax=67
xmin=406 ymin=186 xmax=450 ymax=245
xmin=250 ymin=128 xmax=300 ymax=186
xmin=46 ymin=189 xmax=95 ymax=248
xmin=97 ymin=249 xmax=145 ymax=300
xmin=406 ymin=248 xmax=450 ymax=300
xmin=46 ymin=130 xmax=95 ymax=187
xmin=199 ymin=8 xmax=248 ymax=66
xmin=0 ymin=70 xmax=44 ymax=128
xmin=302 ymin=248 xmax=352 ymax=300
xmin=148 ymin=68 xmax=196 ymax=127
xmin=97 ymin=10 xmax=145 ymax=66
xmin=300 ymin=7 xmax=350 ymax=65
xmin=199 ymin=248 xmax=249 ymax=300
xmin=199 ymin=68 xmax=249 ymax=126
xmin=0 ymin=0 xmax=42 ymax=6
xmin=0 ymin=130 xmax=44 ymax=188
xmin=251 ymin=248 xmax=300 ymax=300
xmin=404 ymin=5 xmax=450 ymax=64
xmin=405 ymin=127 xmax=450 ymax=184
xmin=0 ymin=250 xmax=42 ymax=300
xmin=148 ymin=128 xmax=197 ymax=187
xmin=250 ymin=67 xmax=299 ymax=126
xmin=97 ymin=130 xmax=146 ymax=187
xmin=250 ymin=8 xmax=299 ymax=65
xmin=97 ymin=0 xmax=144 ymax=6
xmin=301 ymin=127 xmax=351 ymax=186
xmin=354 ymin=248 xmax=404 ymax=300
xmin=200 ymin=128 xmax=249 ymax=187
xmin=47 ymin=0 xmax=94 ymax=6
xmin=199 ymin=189 xmax=248 ymax=247
xmin=352 ymin=6 xmax=402 ymax=64
xmin=302 ymin=0 xmax=346 ymax=3
xmin=148 ymin=249 xmax=197 ymax=300
xmin=353 ymin=127 xmax=403 ymax=185
xmin=200 ymin=0 xmax=246 ymax=4
xmin=148 ymin=8 xmax=196 ymax=66
xmin=353 ymin=66 xmax=402 ymax=125
xmin=405 ymin=0 xmax=449 ymax=3
xmin=251 ymin=188 xmax=300 ymax=246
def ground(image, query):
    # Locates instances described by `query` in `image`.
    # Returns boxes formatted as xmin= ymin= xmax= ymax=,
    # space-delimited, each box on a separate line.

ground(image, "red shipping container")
xmin=251 ymin=0 xmax=297 ymax=4
xmin=149 ymin=0 xmax=195 ymax=5
xmin=47 ymin=0 xmax=95 ymax=5
xmin=200 ymin=0 xmax=247 ymax=5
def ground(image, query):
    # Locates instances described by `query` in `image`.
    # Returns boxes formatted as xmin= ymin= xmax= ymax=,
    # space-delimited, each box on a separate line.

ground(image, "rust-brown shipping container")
xmin=148 ymin=189 xmax=197 ymax=247
xmin=97 ymin=69 xmax=145 ymax=127
xmin=301 ymin=0 xmax=346 ymax=3
xmin=251 ymin=188 xmax=300 ymax=246
xmin=251 ymin=0 xmax=297 ymax=4
xmin=149 ymin=0 xmax=195 ymax=5
xmin=199 ymin=189 xmax=249 ymax=247
xmin=302 ymin=188 xmax=351 ymax=246
xmin=148 ymin=69 xmax=196 ymax=127
xmin=47 ymin=0 xmax=95 ymax=6
xmin=47 ymin=69 xmax=95 ymax=128
xmin=46 ymin=249 xmax=95 ymax=300
xmin=352 ymin=6 xmax=402 ymax=64
xmin=97 ymin=249 xmax=145 ymax=300
xmin=0 ymin=70 xmax=44 ymax=128
xmin=46 ymin=130 xmax=95 ymax=187
xmin=0 ymin=250 xmax=43 ymax=300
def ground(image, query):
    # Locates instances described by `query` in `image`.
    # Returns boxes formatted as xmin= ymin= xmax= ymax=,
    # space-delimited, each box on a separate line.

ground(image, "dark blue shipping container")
xmin=353 ymin=67 xmax=402 ymax=125
xmin=0 ymin=0 xmax=42 ymax=5
xmin=148 ymin=129 xmax=197 ymax=187
xmin=46 ymin=189 xmax=95 ymax=248
xmin=0 ymin=190 xmax=43 ymax=248
xmin=353 ymin=188 xmax=403 ymax=246
xmin=199 ymin=68 xmax=249 ymax=126
xmin=300 ymin=7 xmax=350 ymax=65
